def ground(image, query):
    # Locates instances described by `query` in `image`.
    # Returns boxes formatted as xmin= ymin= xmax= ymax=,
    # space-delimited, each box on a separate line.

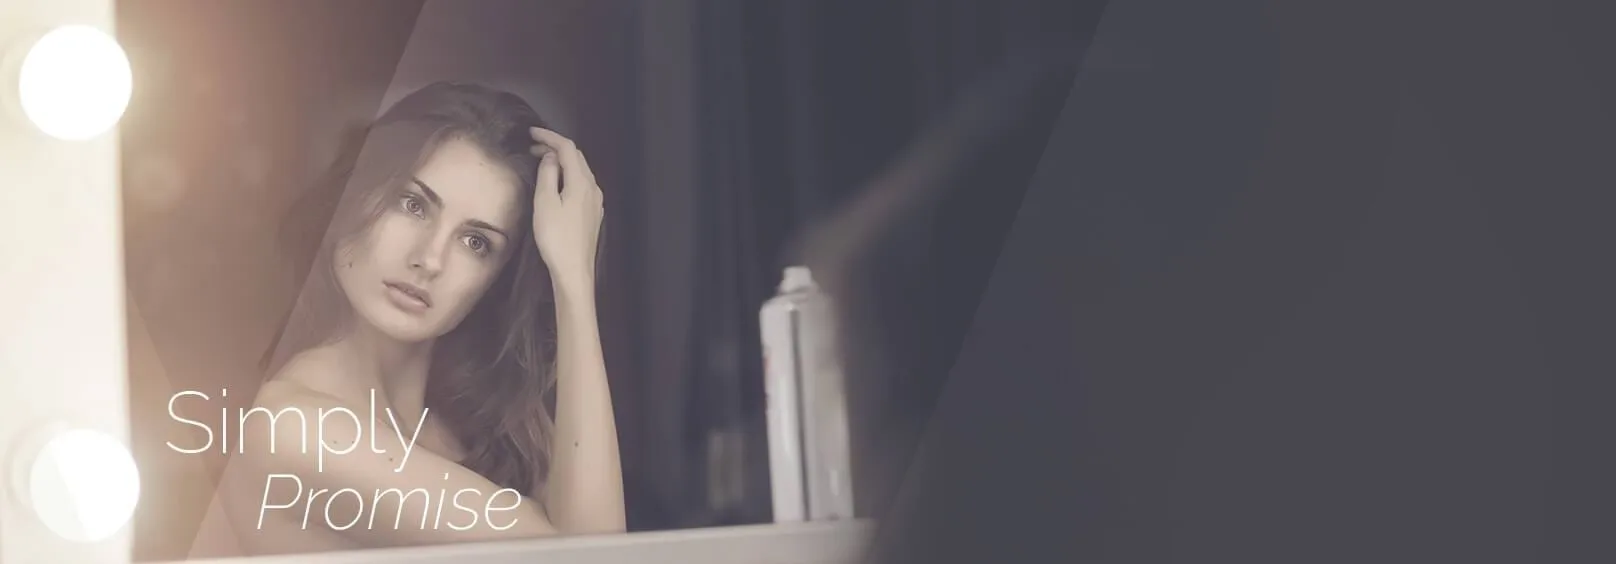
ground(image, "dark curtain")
xmin=626 ymin=0 xmax=1093 ymax=529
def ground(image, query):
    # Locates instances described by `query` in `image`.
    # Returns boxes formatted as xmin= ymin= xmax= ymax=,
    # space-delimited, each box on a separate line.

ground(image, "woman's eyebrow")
xmin=408 ymin=177 xmax=444 ymax=207
xmin=466 ymin=219 xmax=509 ymax=239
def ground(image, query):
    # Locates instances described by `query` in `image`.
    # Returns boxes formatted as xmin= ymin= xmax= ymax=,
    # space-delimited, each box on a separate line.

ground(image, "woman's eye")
xmin=399 ymin=194 xmax=426 ymax=217
xmin=462 ymin=233 xmax=493 ymax=256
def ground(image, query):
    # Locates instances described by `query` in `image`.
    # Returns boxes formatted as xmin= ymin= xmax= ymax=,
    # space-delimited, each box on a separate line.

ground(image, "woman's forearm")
xmin=544 ymin=277 xmax=627 ymax=534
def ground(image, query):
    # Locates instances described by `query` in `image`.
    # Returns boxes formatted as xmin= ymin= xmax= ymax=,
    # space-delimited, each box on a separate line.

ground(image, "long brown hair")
xmin=266 ymin=81 xmax=558 ymax=496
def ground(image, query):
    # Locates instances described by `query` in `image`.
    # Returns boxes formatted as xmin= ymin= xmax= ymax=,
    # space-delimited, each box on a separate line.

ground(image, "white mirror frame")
xmin=1 ymin=0 xmax=133 ymax=562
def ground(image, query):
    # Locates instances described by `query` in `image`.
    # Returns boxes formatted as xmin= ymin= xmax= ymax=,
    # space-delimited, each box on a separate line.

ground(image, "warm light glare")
xmin=16 ymin=25 xmax=132 ymax=140
xmin=26 ymin=429 xmax=142 ymax=543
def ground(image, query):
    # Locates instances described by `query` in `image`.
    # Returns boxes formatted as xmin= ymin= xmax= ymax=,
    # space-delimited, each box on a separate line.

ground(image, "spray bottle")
xmin=760 ymin=266 xmax=855 ymax=523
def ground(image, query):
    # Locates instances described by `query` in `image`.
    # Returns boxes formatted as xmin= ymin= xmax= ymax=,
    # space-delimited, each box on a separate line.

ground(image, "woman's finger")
xmin=534 ymin=152 xmax=561 ymax=211
xmin=572 ymin=145 xmax=599 ymax=190
xmin=529 ymin=127 xmax=598 ymax=189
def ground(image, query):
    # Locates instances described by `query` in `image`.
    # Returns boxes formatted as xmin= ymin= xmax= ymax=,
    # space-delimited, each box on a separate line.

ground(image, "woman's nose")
xmin=408 ymin=234 xmax=448 ymax=276
xmin=409 ymin=256 xmax=440 ymax=275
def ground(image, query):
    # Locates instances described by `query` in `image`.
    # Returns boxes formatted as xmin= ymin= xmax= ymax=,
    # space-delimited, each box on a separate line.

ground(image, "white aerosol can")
xmin=761 ymin=266 xmax=854 ymax=523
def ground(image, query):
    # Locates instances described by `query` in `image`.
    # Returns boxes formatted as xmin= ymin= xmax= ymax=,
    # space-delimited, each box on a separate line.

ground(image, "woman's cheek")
xmin=445 ymin=259 xmax=499 ymax=310
xmin=372 ymin=215 xmax=417 ymax=245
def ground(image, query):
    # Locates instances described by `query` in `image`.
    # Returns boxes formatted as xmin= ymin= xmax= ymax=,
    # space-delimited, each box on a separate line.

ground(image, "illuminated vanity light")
xmin=14 ymin=428 xmax=142 ymax=543
xmin=14 ymin=24 xmax=132 ymax=140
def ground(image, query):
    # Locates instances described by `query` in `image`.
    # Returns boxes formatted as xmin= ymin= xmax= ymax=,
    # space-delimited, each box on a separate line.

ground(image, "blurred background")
xmin=115 ymin=0 xmax=1086 ymax=560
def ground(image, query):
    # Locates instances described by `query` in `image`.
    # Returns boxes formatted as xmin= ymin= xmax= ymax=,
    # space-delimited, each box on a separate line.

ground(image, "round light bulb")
xmin=15 ymin=25 xmax=133 ymax=140
xmin=22 ymin=428 xmax=142 ymax=543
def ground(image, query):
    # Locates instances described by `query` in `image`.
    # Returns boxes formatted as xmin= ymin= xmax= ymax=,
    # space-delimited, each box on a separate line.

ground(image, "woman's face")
xmin=334 ymin=136 xmax=526 ymax=344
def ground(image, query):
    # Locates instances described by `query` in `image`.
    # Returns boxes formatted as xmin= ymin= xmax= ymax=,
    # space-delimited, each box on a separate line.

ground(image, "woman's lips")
xmin=384 ymin=281 xmax=432 ymax=313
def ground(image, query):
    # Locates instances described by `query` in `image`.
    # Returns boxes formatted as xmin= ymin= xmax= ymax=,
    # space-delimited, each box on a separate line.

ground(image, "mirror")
xmin=110 ymin=0 xmax=1082 ymax=561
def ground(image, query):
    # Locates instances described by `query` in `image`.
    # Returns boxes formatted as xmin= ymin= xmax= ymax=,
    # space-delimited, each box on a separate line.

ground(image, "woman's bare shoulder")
xmin=235 ymin=355 xmax=365 ymax=470
xmin=258 ymin=347 xmax=350 ymax=409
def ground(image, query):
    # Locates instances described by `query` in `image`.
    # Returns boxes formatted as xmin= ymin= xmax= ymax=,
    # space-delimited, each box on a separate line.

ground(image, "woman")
xmin=198 ymin=81 xmax=624 ymax=555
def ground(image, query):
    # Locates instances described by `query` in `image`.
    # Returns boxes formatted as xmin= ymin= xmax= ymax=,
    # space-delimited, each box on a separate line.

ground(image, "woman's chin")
xmin=357 ymin=304 xmax=442 ymax=344
xmin=382 ymin=323 xmax=441 ymax=344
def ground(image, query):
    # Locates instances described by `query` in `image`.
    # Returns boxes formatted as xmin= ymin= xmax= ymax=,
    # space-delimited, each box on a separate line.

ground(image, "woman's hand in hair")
xmin=528 ymin=127 xmax=604 ymax=294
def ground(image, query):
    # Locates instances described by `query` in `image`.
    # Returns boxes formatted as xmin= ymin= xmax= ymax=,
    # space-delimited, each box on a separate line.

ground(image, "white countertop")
xmin=169 ymin=520 xmax=877 ymax=564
